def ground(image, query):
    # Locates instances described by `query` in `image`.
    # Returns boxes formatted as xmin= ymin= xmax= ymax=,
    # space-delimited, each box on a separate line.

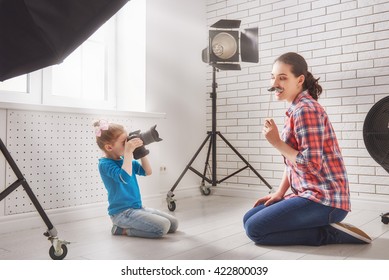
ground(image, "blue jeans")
xmin=243 ymin=197 xmax=352 ymax=246
xmin=111 ymin=207 xmax=178 ymax=238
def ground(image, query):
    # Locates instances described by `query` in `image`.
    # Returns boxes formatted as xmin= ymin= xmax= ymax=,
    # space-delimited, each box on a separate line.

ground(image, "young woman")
xmin=243 ymin=52 xmax=371 ymax=246
xmin=94 ymin=120 xmax=178 ymax=238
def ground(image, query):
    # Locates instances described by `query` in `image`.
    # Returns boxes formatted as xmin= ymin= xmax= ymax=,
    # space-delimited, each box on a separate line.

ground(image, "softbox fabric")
xmin=0 ymin=0 xmax=129 ymax=81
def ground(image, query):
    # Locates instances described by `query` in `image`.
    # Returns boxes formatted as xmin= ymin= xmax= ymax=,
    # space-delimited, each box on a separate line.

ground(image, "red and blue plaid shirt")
xmin=282 ymin=91 xmax=350 ymax=211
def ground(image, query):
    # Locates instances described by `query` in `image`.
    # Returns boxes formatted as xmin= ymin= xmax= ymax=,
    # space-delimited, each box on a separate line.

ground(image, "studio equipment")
xmin=166 ymin=19 xmax=272 ymax=212
xmin=201 ymin=19 xmax=259 ymax=70
xmin=0 ymin=139 xmax=70 ymax=259
xmin=0 ymin=0 xmax=129 ymax=81
xmin=0 ymin=0 xmax=129 ymax=259
xmin=363 ymin=96 xmax=389 ymax=224
xmin=381 ymin=213 xmax=389 ymax=225
xmin=128 ymin=125 xmax=163 ymax=159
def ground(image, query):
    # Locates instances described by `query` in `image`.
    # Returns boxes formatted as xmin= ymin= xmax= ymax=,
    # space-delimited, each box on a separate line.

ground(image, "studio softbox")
xmin=0 ymin=0 xmax=129 ymax=81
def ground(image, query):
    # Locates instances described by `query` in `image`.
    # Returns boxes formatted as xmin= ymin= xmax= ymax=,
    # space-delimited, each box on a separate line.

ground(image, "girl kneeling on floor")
xmin=94 ymin=120 xmax=178 ymax=238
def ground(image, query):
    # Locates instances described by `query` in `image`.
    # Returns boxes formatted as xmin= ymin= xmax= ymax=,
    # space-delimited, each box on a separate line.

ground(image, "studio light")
xmin=166 ymin=19 xmax=271 ymax=212
xmin=363 ymin=96 xmax=389 ymax=174
xmin=202 ymin=19 xmax=259 ymax=70
xmin=362 ymin=96 xmax=389 ymax=224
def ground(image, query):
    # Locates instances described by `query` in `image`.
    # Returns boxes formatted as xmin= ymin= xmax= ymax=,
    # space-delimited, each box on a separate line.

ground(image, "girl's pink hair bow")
xmin=95 ymin=120 xmax=110 ymax=137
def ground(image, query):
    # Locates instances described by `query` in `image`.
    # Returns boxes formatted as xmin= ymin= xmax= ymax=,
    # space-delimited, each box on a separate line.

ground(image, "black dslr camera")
xmin=127 ymin=125 xmax=162 ymax=159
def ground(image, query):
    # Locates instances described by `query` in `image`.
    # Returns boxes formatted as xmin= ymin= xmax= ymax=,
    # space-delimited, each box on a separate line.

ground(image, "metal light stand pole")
xmin=166 ymin=64 xmax=273 ymax=211
xmin=0 ymin=138 xmax=70 ymax=260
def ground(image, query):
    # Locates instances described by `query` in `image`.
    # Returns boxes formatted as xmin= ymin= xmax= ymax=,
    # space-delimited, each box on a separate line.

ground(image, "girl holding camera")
xmin=94 ymin=120 xmax=178 ymax=238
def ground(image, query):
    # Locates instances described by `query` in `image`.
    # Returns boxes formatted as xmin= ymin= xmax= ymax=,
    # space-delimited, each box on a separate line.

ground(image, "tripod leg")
xmin=0 ymin=138 xmax=56 ymax=231
xmin=0 ymin=138 xmax=70 ymax=259
xmin=169 ymin=133 xmax=212 ymax=193
xmin=200 ymin=133 xmax=213 ymax=195
xmin=23 ymin=180 xmax=70 ymax=260
xmin=217 ymin=132 xmax=273 ymax=190
xmin=166 ymin=133 xmax=212 ymax=211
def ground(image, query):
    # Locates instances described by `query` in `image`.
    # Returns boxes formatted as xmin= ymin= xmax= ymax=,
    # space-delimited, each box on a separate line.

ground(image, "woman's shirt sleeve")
xmin=292 ymin=106 xmax=325 ymax=174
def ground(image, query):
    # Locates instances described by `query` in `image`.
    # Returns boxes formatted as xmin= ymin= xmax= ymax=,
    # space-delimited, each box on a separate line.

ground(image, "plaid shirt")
xmin=282 ymin=91 xmax=350 ymax=211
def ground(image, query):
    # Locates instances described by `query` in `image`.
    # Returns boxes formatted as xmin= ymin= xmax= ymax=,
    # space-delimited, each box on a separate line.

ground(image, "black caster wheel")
xmin=49 ymin=244 xmax=68 ymax=260
xmin=168 ymin=201 xmax=176 ymax=212
xmin=381 ymin=213 xmax=389 ymax=224
xmin=201 ymin=187 xmax=211 ymax=196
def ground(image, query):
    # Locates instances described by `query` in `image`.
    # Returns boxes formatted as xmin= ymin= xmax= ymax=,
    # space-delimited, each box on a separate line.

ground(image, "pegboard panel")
xmin=4 ymin=109 xmax=161 ymax=215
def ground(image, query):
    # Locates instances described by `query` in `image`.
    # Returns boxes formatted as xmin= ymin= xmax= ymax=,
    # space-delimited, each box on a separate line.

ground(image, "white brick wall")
xmin=205 ymin=0 xmax=389 ymax=198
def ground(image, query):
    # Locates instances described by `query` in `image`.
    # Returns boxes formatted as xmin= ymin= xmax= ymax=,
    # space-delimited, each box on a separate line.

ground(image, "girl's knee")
xmin=159 ymin=216 xmax=179 ymax=236
xmin=168 ymin=217 xmax=179 ymax=233
xmin=155 ymin=219 xmax=171 ymax=237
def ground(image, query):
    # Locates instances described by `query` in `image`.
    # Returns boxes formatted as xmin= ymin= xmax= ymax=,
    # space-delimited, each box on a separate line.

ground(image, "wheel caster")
xmin=201 ymin=186 xmax=211 ymax=196
xmin=49 ymin=244 xmax=68 ymax=260
xmin=168 ymin=201 xmax=176 ymax=212
xmin=166 ymin=191 xmax=176 ymax=211
xmin=381 ymin=213 xmax=389 ymax=224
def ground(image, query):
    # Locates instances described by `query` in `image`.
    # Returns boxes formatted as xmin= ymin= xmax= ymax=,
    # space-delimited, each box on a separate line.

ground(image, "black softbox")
xmin=0 ymin=0 xmax=129 ymax=81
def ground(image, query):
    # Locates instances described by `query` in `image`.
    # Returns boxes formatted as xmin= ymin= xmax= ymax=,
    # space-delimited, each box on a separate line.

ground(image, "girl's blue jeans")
xmin=243 ymin=196 xmax=351 ymax=246
xmin=111 ymin=207 xmax=178 ymax=238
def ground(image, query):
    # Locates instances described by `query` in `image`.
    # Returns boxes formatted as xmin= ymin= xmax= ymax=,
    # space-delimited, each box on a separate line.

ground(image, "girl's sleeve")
xmin=133 ymin=160 xmax=146 ymax=176
xmin=99 ymin=160 xmax=133 ymax=184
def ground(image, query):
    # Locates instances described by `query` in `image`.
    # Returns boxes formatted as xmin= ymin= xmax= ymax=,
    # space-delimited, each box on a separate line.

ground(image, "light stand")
xmin=166 ymin=25 xmax=273 ymax=211
xmin=0 ymin=138 xmax=70 ymax=259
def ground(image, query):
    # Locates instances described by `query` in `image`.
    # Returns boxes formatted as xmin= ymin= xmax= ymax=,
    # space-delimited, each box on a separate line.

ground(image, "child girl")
xmin=94 ymin=120 xmax=178 ymax=238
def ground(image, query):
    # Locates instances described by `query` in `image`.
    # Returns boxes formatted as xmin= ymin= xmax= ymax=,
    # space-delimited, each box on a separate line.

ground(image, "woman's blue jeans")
xmin=111 ymin=207 xmax=178 ymax=238
xmin=243 ymin=197 xmax=349 ymax=246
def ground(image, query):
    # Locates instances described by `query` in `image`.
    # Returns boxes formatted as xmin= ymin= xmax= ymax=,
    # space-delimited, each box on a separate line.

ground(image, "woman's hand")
xmin=253 ymin=191 xmax=284 ymax=207
xmin=262 ymin=118 xmax=282 ymax=148
xmin=262 ymin=118 xmax=299 ymax=165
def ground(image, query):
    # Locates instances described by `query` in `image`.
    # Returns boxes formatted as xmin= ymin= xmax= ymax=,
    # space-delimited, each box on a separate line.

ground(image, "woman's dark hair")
xmin=275 ymin=52 xmax=322 ymax=100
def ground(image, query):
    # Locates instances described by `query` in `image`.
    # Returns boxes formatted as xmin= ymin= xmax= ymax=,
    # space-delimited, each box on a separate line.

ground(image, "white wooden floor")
xmin=0 ymin=195 xmax=388 ymax=260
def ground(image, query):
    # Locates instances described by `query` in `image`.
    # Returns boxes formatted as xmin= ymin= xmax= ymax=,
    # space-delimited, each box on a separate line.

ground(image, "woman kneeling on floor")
xmin=243 ymin=52 xmax=371 ymax=246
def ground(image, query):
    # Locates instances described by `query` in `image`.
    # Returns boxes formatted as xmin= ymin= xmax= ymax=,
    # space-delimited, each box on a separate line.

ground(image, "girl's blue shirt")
xmin=98 ymin=157 xmax=146 ymax=216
